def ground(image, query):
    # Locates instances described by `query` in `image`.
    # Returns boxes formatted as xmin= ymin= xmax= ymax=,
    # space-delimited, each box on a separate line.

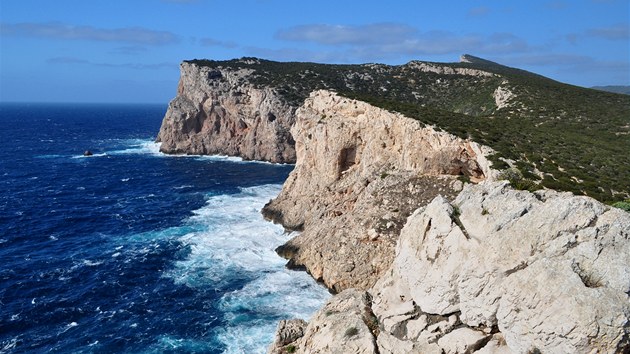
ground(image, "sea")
xmin=0 ymin=103 xmax=330 ymax=353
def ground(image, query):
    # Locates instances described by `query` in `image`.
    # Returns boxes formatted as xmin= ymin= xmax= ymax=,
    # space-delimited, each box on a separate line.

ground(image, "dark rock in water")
xmin=83 ymin=150 xmax=93 ymax=156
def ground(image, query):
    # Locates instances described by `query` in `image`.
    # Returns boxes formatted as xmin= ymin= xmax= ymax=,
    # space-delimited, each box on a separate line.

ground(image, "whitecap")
xmin=164 ymin=184 xmax=330 ymax=352
xmin=71 ymin=153 xmax=107 ymax=159
xmin=121 ymin=178 xmax=130 ymax=182
xmin=1 ymin=338 xmax=18 ymax=352
xmin=109 ymin=139 xmax=163 ymax=156
xmin=82 ymin=259 xmax=103 ymax=267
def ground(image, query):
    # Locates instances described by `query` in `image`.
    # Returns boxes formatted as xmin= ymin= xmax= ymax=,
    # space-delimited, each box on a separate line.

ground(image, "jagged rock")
xmin=437 ymin=328 xmax=490 ymax=354
xmin=268 ymin=319 xmax=308 ymax=354
xmin=371 ymin=181 xmax=630 ymax=353
xmin=475 ymin=334 xmax=512 ymax=354
xmin=156 ymin=62 xmax=296 ymax=162
xmin=263 ymin=90 xmax=494 ymax=291
xmin=293 ymin=289 xmax=378 ymax=354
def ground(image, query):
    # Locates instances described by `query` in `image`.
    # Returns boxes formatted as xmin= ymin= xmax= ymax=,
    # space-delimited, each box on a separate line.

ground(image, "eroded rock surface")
xmin=156 ymin=61 xmax=296 ymax=162
xmin=274 ymin=181 xmax=630 ymax=353
xmin=263 ymin=90 xmax=493 ymax=291
xmin=370 ymin=181 xmax=630 ymax=353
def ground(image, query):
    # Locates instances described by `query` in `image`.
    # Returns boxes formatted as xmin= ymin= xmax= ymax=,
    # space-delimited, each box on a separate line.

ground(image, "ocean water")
xmin=0 ymin=103 xmax=329 ymax=353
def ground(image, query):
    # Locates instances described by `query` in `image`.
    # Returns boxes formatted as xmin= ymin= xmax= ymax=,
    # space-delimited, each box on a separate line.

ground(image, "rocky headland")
xmin=156 ymin=61 xmax=296 ymax=163
xmin=156 ymin=57 xmax=630 ymax=353
xmin=264 ymin=92 xmax=629 ymax=353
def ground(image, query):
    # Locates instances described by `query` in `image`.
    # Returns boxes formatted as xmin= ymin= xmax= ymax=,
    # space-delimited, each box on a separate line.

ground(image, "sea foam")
xmin=165 ymin=184 xmax=330 ymax=353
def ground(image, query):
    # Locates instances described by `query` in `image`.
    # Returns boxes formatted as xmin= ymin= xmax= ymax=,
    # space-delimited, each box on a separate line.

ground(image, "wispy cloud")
xmin=47 ymin=56 xmax=176 ymax=70
xmin=199 ymin=37 xmax=238 ymax=48
xmin=0 ymin=22 xmax=180 ymax=45
xmin=586 ymin=23 xmax=630 ymax=40
xmin=501 ymin=53 xmax=630 ymax=82
xmin=567 ymin=23 xmax=630 ymax=44
xmin=545 ymin=0 xmax=569 ymax=10
xmin=111 ymin=45 xmax=149 ymax=55
xmin=468 ymin=6 xmax=490 ymax=17
xmin=275 ymin=23 xmax=531 ymax=58
xmin=276 ymin=23 xmax=417 ymax=45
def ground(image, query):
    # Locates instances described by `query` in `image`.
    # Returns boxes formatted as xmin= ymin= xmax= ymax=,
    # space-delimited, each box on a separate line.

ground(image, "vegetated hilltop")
xmin=184 ymin=55 xmax=630 ymax=204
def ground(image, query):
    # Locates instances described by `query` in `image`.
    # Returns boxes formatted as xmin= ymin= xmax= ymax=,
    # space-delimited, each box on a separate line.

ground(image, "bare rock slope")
xmin=156 ymin=61 xmax=296 ymax=163
xmin=262 ymin=90 xmax=494 ymax=292
xmin=272 ymin=181 xmax=630 ymax=353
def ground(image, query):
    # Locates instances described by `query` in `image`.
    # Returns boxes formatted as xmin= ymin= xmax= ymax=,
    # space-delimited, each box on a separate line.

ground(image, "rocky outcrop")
xmin=407 ymin=61 xmax=496 ymax=78
xmin=276 ymin=181 xmax=630 ymax=353
xmin=269 ymin=290 xmax=379 ymax=354
xmin=263 ymin=90 xmax=494 ymax=292
xmin=156 ymin=61 xmax=296 ymax=163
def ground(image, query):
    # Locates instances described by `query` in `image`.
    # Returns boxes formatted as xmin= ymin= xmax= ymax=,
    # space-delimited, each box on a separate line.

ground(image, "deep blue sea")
xmin=0 ymin=103 xmax=329 ymax=353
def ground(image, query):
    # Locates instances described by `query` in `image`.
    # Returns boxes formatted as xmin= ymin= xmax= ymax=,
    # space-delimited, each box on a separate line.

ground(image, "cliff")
xmin=262 ymin=90 xmax=494 ymax=292
xmin=263 ymin=91 xmax=629 ymax=353
xmin=156 ymin=56 xmax=630 ymax=203
xmin=270 ymin=181 xmax=630 ymax=353
xmin=155 ymin=56 xmax=630 ymax=353
xmin=156 ymin=61 xmax=296 ymax=163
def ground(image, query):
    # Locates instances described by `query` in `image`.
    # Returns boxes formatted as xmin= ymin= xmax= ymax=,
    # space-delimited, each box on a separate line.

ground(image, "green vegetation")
xmin=285 ymin=344 xmax=296 ymax=353
xmin=185 ymin=56 xmax=630 ymax=204
xmin=344 ymin=327 xmax=359 ymax=337
xmin=612 ymin=199 xmax=630 ymax=212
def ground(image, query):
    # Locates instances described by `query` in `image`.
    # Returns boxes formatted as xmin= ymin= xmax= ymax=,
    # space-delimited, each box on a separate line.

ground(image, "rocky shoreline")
xmin=156 ymin=61 xmax=630 ymax=353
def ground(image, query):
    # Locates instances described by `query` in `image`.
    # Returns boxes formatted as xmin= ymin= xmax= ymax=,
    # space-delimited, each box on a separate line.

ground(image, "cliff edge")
xmin=156 ymin=61 xmax=296 ymax=163
xmin=262 ymin=90 xmax=494 ymax=292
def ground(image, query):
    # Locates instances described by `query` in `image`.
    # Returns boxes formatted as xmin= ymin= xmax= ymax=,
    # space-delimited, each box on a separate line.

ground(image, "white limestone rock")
xmin=373 ymin=181 xmax=630 ymax=353
xmin=295 ymin=289 xmax=377 ymax=354
xmin=156 ymin=62 xmax=296 ymax=162
xmin=263 ymin=90 xmax=494 ymax=291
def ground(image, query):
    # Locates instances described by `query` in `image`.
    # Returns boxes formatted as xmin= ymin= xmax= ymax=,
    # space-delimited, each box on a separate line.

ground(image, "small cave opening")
xmin=338 ymin=146 xmax=358 ymax=175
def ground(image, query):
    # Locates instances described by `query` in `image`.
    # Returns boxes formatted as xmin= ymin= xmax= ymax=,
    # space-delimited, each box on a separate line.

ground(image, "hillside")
xmin=592 ymin=85 xmax=630 ymax=95
xmin=179 ymin=55 xmax=630 ymax=203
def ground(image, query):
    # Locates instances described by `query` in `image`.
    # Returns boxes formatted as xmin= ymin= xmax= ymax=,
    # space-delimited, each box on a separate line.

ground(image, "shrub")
xmin=612 ymin=200 xmax=630 ymax=212
xmin=344 ymin=327 xmax=359 ymax=337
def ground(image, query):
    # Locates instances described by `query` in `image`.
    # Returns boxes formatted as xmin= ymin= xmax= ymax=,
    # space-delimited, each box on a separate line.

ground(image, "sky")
xmin=0 ymin=0 xmax=628 ymax=103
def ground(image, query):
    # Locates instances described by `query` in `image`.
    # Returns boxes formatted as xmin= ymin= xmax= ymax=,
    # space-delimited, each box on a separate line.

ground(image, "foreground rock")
xmin=156 ymin=60 xmax=296 ymax=162
xmin=273 ymin=181 xmax=630 ymax=353
xmin=263 ymin=90 xmax=493 ymax=291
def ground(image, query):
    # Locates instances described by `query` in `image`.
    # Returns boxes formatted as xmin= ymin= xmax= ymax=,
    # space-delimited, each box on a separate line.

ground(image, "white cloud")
xmin=0 ymin=22 xmax=180 ymax=45
xmin=47 ymin=56 xmax=177 ymax=70
xmin=275 ymin=23 xmax=531 ymax=57
xmin=199 ymin=37 xmax=238 ymax=48
xmin=275 ymin=23 xmax=417 ymax=45
xmin=586 ymin=23 xmax=630 ymax=40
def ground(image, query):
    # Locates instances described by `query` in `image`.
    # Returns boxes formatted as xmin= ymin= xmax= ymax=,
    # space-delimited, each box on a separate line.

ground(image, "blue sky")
xmin=1 ymin=0 xmax=628 ymax=103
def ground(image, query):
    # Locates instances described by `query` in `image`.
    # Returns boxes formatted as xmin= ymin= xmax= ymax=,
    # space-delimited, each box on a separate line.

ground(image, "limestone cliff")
xmin=262 ymin=90 xmax=494 ymax=292
xmin=271 ymin=182 xmax=630 ymax=353
xmin=156 ymin=61 xmax=296 ymax=163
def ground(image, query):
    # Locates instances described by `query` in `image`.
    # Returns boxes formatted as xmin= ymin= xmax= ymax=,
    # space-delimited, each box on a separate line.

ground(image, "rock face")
xmin=263 ymin=90 xmax=493 ymax=292
xmin=156 ymin=61 xmax=296 ymax=163
xmin=278 ymin=181 xmax=630 ymax=353
xmin=269 ymin=290 xmax=379 ymax=354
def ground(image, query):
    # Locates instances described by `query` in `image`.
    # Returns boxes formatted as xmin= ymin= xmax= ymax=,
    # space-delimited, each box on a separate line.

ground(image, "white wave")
xmin=164 ymin=184 xmax=330 ymax=353
xmin=108 ymin=139 xmax=162 ymax=156
xmin=71 ymin=153 xmax=107 ymax=159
